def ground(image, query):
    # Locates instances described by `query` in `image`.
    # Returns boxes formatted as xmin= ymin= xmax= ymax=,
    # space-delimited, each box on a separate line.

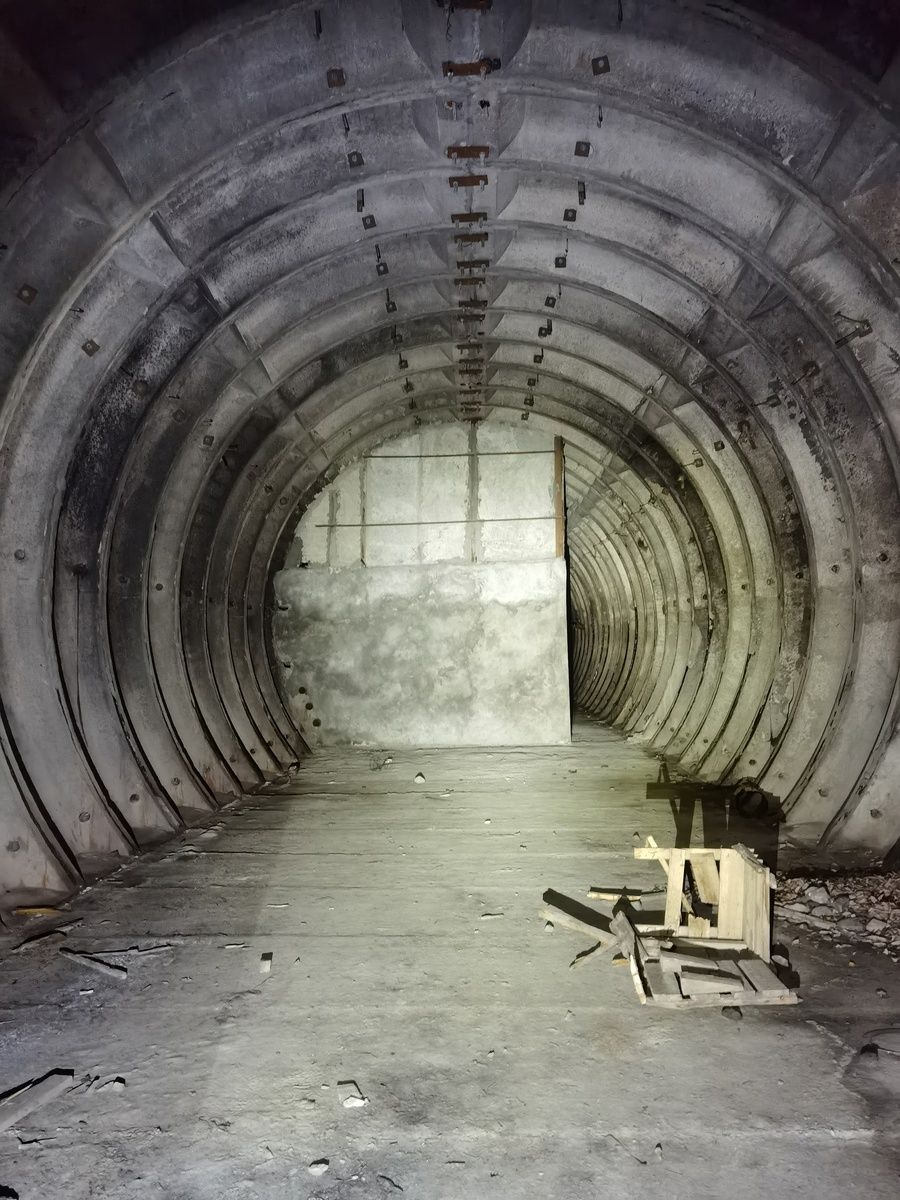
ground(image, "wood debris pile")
xmin=542 ymin=837 xmax=798 ymax=1009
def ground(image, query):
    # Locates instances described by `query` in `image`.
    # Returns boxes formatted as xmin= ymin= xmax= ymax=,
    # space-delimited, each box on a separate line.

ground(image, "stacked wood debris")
xmin=541 ymin=837 xmax=799 ymax=1009
xmin=776 ymin=871 xmax=900 ymax=959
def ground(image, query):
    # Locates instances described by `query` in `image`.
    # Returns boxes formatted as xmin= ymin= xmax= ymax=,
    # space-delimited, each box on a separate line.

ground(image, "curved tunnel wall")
xmin=0 ymin=0 xmax=898 ymax=901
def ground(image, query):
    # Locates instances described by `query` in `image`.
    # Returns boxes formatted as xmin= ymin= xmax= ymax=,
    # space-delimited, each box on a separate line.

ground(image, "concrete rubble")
xmin=777 ymin=873 xmax=900 ymax=958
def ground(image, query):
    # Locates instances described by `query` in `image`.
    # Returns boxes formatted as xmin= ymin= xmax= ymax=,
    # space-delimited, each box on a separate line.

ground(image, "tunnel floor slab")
xmin=0 ymin=722 xmax=898 ymax=1197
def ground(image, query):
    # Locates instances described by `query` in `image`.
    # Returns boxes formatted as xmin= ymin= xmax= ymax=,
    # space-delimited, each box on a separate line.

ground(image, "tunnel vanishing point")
xmin=0 ymin=0 xmax=899 ymax=903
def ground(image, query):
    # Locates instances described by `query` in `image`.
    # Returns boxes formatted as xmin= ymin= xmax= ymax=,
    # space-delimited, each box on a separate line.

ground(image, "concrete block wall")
xmin=274 ymin=422 xmax=571 ymax=746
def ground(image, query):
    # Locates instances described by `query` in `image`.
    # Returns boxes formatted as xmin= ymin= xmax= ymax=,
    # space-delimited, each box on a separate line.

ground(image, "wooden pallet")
xmin=633 ymin=838 xmax=774 ymax=961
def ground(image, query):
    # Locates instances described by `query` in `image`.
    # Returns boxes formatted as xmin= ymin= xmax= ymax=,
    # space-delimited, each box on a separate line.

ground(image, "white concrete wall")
xmin=274 ymin=421 xmax=570 ymax=746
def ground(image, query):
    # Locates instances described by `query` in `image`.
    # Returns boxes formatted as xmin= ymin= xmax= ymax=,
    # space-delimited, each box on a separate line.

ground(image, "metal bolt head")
xmin=591 ymin=55 xmax=610 ymax=75
xmin=563 ymin=208 xmax=577 ymax=222
xmin=78 ymin=811 xmax=91 ymax=822
xmin=347 ymin=151 xmax=364 ymax=168
xmin=82 ymin=339 xmax=100 ymax=356
xmin=13 ymin=549 xmax=25 ymax=561
xmin=362 ymin=214 xmax=376 ymax=229
xmin=574 ymin=141 xmax=591 ymax=157
xmin=17 ymin=284 xmax=37 ymax=304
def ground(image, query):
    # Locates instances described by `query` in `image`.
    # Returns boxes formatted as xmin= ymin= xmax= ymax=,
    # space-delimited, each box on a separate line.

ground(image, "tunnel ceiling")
xmin=0 ymin=0 xmax=899 ymax=901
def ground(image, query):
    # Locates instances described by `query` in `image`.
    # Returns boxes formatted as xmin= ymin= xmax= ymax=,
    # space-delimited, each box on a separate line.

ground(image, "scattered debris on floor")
xmin=542 ymin=836 xmax=798 ymax=1008
xmin=0 ymin=1070 xmax=75 ymax=1134
xmin=338 ymin=1080 xmax=368 ymax=1107
xmin=58 ymin=948 xmax=128 ymax=980
xmin=776 ymin=871 xmax=900 ymax=957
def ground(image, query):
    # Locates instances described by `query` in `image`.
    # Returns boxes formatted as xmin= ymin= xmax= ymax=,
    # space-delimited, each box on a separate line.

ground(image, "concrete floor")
xmin=1 ymin=723 xmax=898 ymax=1198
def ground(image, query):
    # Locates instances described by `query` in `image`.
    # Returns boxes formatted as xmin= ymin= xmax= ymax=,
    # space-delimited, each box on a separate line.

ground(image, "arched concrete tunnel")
xmin=1 ymin=0 xmax=899 ymax=906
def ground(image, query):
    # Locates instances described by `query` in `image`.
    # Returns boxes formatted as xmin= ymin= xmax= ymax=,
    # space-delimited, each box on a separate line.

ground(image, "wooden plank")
xmin=587 ymin=887 xmax=663 ymax=902
xmin=689 ymin=853 xmax=720 ymax=905
xmin=633 ymin=847 xmax=673 ymax=862
xmin=737 ymin=956 xmax=790 ymax=997
xmin=568 ymin=941 xmax=614 ymax=970
xmin=538 ymin=908 xmax=613 ymax=945
xmin=679 ymin=966 xmax=746 ymax=996
xmin=659 ymin=947 xmax=725 ymax=973
xmin=0 ymin=1070 xmax=75 ymax=1133
xmin=663 ymin=849 xmax=686 ymax=931
xmin=553 ymin=436 xmax=565 ymax=558
xmin=715 ymin=849 xmax=745 ymax=941
xmin=647 ymin=988 xmax=798 ymax=1009
xmin=540 ymin=890 xmax=612 ymax=939
xmin=670 ymin=936 xmax=747 ymax=951
xmin=643 ymin=961 xmax=682 ymax=1000
xmin=59 ymin=947 xmax=128 ymax=979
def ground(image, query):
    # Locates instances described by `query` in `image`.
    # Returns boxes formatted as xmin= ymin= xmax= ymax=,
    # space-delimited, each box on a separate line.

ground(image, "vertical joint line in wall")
xmin=554 ymin=436 xmax=565 ymax=558
xmin=359 ymin=457 xmax=367 ymax=566
xmin=416 ymin=432 xmax=424 ymax=566
xmin=327 ymin=490 xmax=337 ymax=567
xmin=465 ymin=422 xmax=481 ymax=563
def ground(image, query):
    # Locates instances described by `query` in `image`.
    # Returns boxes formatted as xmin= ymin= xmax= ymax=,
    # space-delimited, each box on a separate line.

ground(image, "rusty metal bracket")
xmin=442 ymin=58 xmax=497 ymax=77
xmin=455 ymin=276 xmax=485 ymax=286
xmin=834 ymin=315 xmax=872 ymax=348
xmin=449 ymin=174 xmax=488 ymax=191
xmin=452 ymin=211 xmax=487 ymax=225
xmin=457 ymin=258 xmax=490 ymax=271
xmin=458 ymin=298 xmax=487 ymax=308
xmin=455 ymin=232 xmax=488 ymax=245
xmin=447 ymin=145 xmax=489 ymax=161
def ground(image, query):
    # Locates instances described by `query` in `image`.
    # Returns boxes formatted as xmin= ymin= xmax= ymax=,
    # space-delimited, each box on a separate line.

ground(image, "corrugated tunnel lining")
xmin=0 ymin=0 xmax=898 ymax=901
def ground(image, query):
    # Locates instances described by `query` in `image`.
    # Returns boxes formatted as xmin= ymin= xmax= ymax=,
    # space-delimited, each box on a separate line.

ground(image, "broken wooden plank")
xmin=568 ymin=941 xmax=615 ymax=970
xmin=0 ymin=1070 xmax=75 ymax=1133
